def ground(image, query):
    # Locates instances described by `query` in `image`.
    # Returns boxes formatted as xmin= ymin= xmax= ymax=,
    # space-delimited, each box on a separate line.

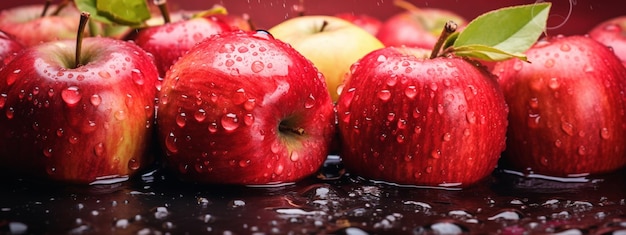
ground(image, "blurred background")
xmin=0 ymin=0 xmax=622 ymax=36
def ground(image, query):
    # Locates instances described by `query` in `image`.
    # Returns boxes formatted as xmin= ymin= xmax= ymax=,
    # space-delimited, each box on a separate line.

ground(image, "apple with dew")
xmin=268 ymin=15 xmax=384 ymax=101
xmin=0 ymin=2 xmax=81 ymax=47
xmin=337 ymin=3 xmax=550 ymax=187
xmin=0 ymin=13 xmax=160 ymax=184
xmin=132 ymin=1 xmax=232 ymax=78
xmin=589 ymin=16 xmax=626 ymax=66
xmin=493 ymin=35 xmax=626 ymax=176
xmin=157 ymin=30 xmax=336 ymax=185
xmin=376 ymin=0 xmax=466 ymax=49
xmin=0 ymin=31 xmax=24 ymax=68
xmin=335 ymin=13 xmax=382 ymax=36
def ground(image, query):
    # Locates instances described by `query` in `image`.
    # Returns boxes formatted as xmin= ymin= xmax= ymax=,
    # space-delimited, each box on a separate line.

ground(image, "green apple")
xmin=269 ymin=15 xmax=384 ymax=101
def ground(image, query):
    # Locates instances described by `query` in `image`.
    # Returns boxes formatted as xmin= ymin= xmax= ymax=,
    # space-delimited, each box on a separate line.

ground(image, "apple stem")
xmin=279 ymin=124 xmax=305 ymax=136
xmin=51 ymin=0 xmax=69 ymax=16
xmin=154 ymin=0 xmax=171 ymax=24
xmin=75 ymin=12 xmax=90 ymax=68
xmin=41 ymin=0 xmax=52 ymax=17
xmin=244 ymin=14 xmax=256 ymax=31
xmin=319 ymin=20 xmax=328 ymax=32
xmin=294 ymin=0 xmax=305 ymax=17
xmin=430 ymin=20 xmax=457 ymax=59
xmin=393 ymin=0 xmax=421 ymax=13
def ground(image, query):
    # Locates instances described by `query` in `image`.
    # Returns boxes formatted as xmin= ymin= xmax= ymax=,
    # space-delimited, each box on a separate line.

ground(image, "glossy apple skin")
xmin=0 ymin=31 xmax=23 ymax=68
xmin=589 ymin=16 xmax=626 ymax=66
xmin=493 ymin=35 xmax=626 ymax=176
xmin=133 ymin=16 xmax=231 ymax=78
xmin=376 ymin=9 xmax=466 ymax=49
xmin=335 ymin=13 xmax=382 ymax=36
xmin=0 ymin=4 xmax=81 ymax=47
xmin=268 ymin=15 xmax=384 ymax=101
xmin=0 ymin=37 xmax=159 ymax=184
xmin=157 ymin=30 xmax=335 ymax=185
xmin=336 ymin=47 xmax=508 ymax=187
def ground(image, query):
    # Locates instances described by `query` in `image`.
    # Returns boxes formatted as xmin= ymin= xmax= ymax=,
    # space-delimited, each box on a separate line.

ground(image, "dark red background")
xmin=0 ymin=0 xmax=622 ymax=36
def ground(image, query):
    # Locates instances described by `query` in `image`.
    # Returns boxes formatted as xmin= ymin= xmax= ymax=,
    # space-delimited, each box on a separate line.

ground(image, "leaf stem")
xmin=75 ymin=12 xmax=90 ymax=68
xmin=154 ymin=0 xmax=171 ymax=24
xmin=430 ymin=20 xmax=457 ymax=59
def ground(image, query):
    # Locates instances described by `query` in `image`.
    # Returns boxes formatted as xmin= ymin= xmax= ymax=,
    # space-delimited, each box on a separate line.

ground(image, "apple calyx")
xmin=430 ymin=20 xmax=457 ymax=59
xmin=429 ymin=2 xmax=551 ymax=63
xmin=279 ymin=122 xmax=306 ymax=136
xmin=74 ymin=12 xmax=90 ymax=68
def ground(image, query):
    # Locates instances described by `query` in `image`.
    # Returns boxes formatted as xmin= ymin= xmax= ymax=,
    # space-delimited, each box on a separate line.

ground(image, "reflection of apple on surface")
xmin=0 ymin=14 xmax=160 ymax=184
xmin=494 ymin=35 xmax=626 ymax=177
xmin=0 ymin=3 xmax=81 ymax=47
xmin=157 ymin=30 xmax=336 ymax=185
xmin=268 ymin=15 xmax=384 ymax=101
xmin=589 ymin=16 xmax=626 ymax=66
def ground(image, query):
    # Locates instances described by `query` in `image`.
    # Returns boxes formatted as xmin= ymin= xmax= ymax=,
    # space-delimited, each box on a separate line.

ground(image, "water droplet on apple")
xmin=225 ymin=59 xmax=235 ymax=67
xmin=412 ymin=107 xmax=421 ymax=118
xmin=376 ymin=55 xmax=387 ymax=62
xmin=442 ymin=133 xmax=452 ymax=142
xmin=274 ymin=164 xmax=284 ymax=175
xmin=221 ymin=113 xmax=239 ymax=131
xmin=396 ymin=135 xmax=405 ymax=143
xmin=290 ymin=151 xmax=299 ymax=162
xmin=194 ymin=109 xmax=206 ymax=122
xmin=386 ymin=75 xmax=398 ymax=86
xmin=94 ymin=142 xmax=105 ymax=157
xmin=304 ymin=94 xmax=316 ymax=108
xmin=43 ymin=148 xmax=53 ymax=158
xmin=528 ymin=97 xmax=539 ymax=109
xmin=165 ymin=132 xmax=179 ymax=154
xmin=98 ymin=70 xmax=111 ymax=79
xmin=230 ymin=68 xmax=240 ymax=76
xmin=463 ymin=128 xmax=471 ymax=137
xmin=404 ymin=86 xmax=417 ymax=99
xmin=244 ymin=98 xmax=256 ymax=111
xmin=561 ymin=121 xmax=574 ymax=136
xmin=578 ymin=145 xmax=587 ymax=155
xmin=176 ymin=113 xmax=187 ymax=128
xmin=131 ymin=69 xmax=144 ymax=85
xmin=5 ymin=107 xmax=14 ymax=119
xmin=544 ymin=59 xmax=555 ymax=68
xmin=583 ymin=64 xmax=594 ymax=73
xmin=341 ymin=111 xmax=351 ymax=124
xmin=178 ymin=163 xmax=189 ymax=174
xmin=431 ymin=150 xmax=441 ymax=159
xmin=115 ymin=110 xmax=127 ymax=120
xmin=377 ymin=90 xmax=391 ymax=101
xmin=387 ymin=112 xmax=396 ymax=121
xmin=251 ymin=61 xmax=264 ymax=73
xmin=0 ymin=93 xmax=6 ymax=109
xmin=600 ymin=127 xmax=610 ymax=140
xmin=243 ymin=113 xmax=254 ymax=126
xmin=238 ymin=46 xmax=249 ymax=53
xmin=5 ymin=70 xmax=19 ymax=85
xmin=128 ymin=158 xmax=140 ymax=170
xmin=341 ymin=87 xmax=355 ymax=107
xmin=90 ymin=94 xmax=101 ymax=106
xmin=560 ymin=43 xmax=571 ymax=52
xmin=414 ymin=126 xmax=422 ymax=135
xmin=238 ymin=159 xmax=250 ymax=168
xmin=61 ymin=86 xmax=82 ymax=106
xmin=252 ymin=30 xmax=274 ymax=40
xmin=220 ymin=43 xmax=236 ymax=53
xmin=397 ymin=119 xmax=407 ymax=129
xmin=464 ymin=111 xmax=476 ymax=124
xmin=525 ymin=113 xmax=541 ymax=129
xmin=46 ymin=165 xmax=57 ymax=175
xmin=548 ymin=77 xmax=560 ymax=89
xmin=270 ymin=141 xmax=281 ymax=154
xmin=208 ymin=122 xmax=218 ymax=133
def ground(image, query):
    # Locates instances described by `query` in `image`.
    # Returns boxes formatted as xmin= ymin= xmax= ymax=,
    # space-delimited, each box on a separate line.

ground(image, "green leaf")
xmin=454 ymin=44 xmax=527 ymax=62
xmin=452 ymin=2 xmax=551 ymax=61
xmin=75 ymin=0 xmax=115 ymax=25
xmin=96 ymin=0 xmax=151 ymax=26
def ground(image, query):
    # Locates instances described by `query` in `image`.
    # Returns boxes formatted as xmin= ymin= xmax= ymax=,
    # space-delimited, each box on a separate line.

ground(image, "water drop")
xmin=442 ymin=133 xmax=452 ymax=142
xmin=377 ymin=90 xmax=391 ymax=101
xmin=0 ymin=94 xmax=6 ymax=109
xmin=165 ymin=132 xmax=178 ymax=154
xmin=194 ymin=109 xmax=206 ymax=122
xmin=244 ymin=113 xmax=254 ymax=126
xmin=115 ymin=110 xmax=127 ymax=120
xmin=251 ymin=61 xmax=264 ymax=73
xmin=387 ymin=112 xmax=396 ymax=121
xmin=341 ymin=87 xmax=355 ymax=107
xmin=304 ymin=94 xmax=315 ymax=108
xmin=397 ymin=119 xmax=407 ymax=129
xmin=466 ymin=111 xmax=477 ymax=124
xmin=290 ymin=151 xmax=299 ymax=161
xmin=221 ymin=113 xmax=239 ymax=131
xmin=244 ymin=98 xmax=256 ymax=111
xmin=544 ymin=59 xmax=555 ymax=68
xmin=377 ymin=55 xmax=387 ymax=62
xmin=131 ymin=69 xmax=144 ymax=85
xmin=560 ymin=43 xmax=571 ymax=52
xmin=176 ymin=113 xmax=187 ymax=128
xmin=548 ymin=77 xmax=560 ymax=89
xmin=5 ymin=107 xmax=13 ymax=119
xmin=528 ymin=97 xmax=539 ymax=109
xmin=208 ymin=122 xmax=218 ymax=133
xmin=577 ymin=145 xmax=587 ymax=155
xmin=225 ymin=59 xmax=235 ymax=67
xmin=431 ymin=150 xmax=441 ymax=159
xmin=61 ymin=86 xmax=82 ymax=106
xmin=238 ymin=159 xmax=250 ymax=167
xmin=43 ymin=148 xmax=53 ymax=158
xmin=404 ymin=86 xmax=417 ymax=99
xmin=396 ymin=135 xmax=405 ymax=143
xmin=600 ymin=128 xmax=610 ymax=140
xmin=386 ymin=75 xmax=398 ymax=86
xmin=527 ymin=113 xmax=540 ymax=128
xmin=98 ymin=70 xmax=111 ymax=79
xmin=237 ymin=46 xmax=249 ymax=53
xmin=561 ymin=121 xmax=574 ymax=136
xmin=94 ymin=142 xmax=104 ymax=157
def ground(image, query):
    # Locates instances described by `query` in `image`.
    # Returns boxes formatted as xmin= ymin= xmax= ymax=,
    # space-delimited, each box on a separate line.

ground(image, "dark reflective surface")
xmin=1 ymin=156 xmax=625 ymax=234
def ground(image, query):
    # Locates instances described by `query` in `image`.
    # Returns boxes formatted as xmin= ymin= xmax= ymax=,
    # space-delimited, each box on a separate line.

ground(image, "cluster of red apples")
xmin=0 ymin=0 xmax=625 ymax=188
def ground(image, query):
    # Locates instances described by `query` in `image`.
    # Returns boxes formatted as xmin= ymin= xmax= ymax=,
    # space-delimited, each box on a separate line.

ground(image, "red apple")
xmin=376 ymin=1 xmax=466 ymax=49
xmin=335 ymin=13 xmax=382 ymax=36
xmin=132 ymin=3 xmax=232 ymax=77
xmin=268 ymin=15 xmax=384 ymax=101
xmin=0 ymin=14 xmax=160 ymax=184
xmin=0 ymin=3 xmax=82 ymax=47
xmin=336 ymin=46 xmax=508 ymax=187
xmin=589 ymin=16 xmax=626 ymax=66
xmin=493 ymin=35 xmax=626 ymax=176
xmin=157 ymin=30 xmax=336 ymax=185
xmin=0 ymin=30 xmax=24 ymax=68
